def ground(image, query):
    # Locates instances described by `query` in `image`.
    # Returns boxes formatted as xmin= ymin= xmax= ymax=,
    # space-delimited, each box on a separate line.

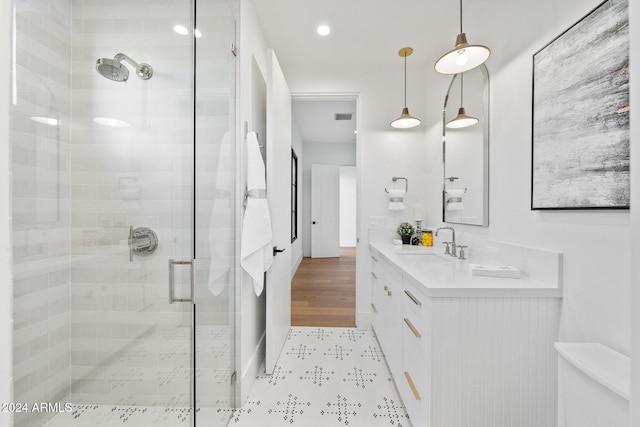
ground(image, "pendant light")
xmin=446 ymin=73 xmax=478 ymax=129
xmin=434 ymin=0 xmax=491 ymax=75
xmin=391 ymin=47 xmax=421 ymax=129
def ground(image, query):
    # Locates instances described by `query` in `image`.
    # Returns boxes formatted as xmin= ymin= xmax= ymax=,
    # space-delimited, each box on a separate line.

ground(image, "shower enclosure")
xmin=10 ymin=0 xmax=237 ymax=426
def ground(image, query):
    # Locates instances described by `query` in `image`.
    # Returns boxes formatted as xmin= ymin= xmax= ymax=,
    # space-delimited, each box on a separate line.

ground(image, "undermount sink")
xmin=394 ymin=247 xmax=451 ymax=262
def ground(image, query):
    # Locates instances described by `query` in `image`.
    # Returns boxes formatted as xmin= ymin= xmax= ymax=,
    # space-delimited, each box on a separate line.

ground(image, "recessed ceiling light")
xmin=93 ymin=117 xmax=130 ymax=128
xmin=30 ymin=116 xmax=58 ymax=126
xmin=317 ymin=25 xmax=330 ymax=36
xmin=173 ymin=25 xmax=189 ymax=35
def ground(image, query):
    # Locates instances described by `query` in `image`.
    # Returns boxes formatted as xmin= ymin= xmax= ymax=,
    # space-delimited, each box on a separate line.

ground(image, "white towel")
xmin=388 ymin=189 xmax=405 ymax=211
xmin=207 ymin=131 xmax=233 ymax=296
xmin=446 ymin=189 xmax=465 ymax=211
xmin=240 ymin=131 xmax=273 ymax=296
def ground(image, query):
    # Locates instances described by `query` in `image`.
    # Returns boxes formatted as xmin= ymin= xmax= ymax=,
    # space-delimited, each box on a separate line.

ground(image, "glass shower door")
xmin=69 ymin=0 xmax=198 ymax=418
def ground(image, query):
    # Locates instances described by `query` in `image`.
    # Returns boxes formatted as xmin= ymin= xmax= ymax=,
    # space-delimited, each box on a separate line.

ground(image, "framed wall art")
xmin=531 ymin=0 xmax=629 ymax=210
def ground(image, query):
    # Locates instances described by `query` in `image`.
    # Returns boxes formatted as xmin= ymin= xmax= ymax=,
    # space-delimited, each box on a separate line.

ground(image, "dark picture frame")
xmin=531 ymin=0 xmax=629 ymax=210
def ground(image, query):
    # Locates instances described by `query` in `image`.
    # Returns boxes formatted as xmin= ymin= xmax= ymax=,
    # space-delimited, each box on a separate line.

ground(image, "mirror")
xmin=442 ymin=64 xmax=489 ymax=226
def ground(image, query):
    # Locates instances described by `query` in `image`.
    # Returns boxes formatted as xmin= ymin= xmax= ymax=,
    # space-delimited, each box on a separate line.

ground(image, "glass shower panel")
xmin=194 ymin=2 xmax=238 ymax=424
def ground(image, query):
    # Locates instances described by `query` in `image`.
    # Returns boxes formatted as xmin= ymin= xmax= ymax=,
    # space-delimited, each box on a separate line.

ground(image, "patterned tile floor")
xmin=224 ymin=327 xmax=410 ymax=427
xmin=44 ymin=327 xmax=409 ymax=427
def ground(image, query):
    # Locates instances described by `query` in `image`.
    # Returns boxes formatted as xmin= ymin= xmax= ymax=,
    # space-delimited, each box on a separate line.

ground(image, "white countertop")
xmin=370 ymin=242 xmax=563 ymax=298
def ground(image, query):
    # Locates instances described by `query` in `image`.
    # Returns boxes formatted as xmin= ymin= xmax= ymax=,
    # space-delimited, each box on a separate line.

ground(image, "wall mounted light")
xmin=446 ymin=73 xmax=478 ymax=129
xmin=434 ymin=0 xmax=491 ymax=75
xmin=391 ymin=47 xmax=421 ymax=129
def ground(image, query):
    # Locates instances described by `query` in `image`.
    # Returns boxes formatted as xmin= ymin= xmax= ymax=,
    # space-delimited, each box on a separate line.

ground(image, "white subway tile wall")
xmin=12 ymin=0 xmax=73 ymax=425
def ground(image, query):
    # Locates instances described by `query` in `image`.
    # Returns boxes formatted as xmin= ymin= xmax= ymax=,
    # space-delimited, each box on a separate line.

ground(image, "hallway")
xmin=291 ymin=248 xmax=356 ymax=327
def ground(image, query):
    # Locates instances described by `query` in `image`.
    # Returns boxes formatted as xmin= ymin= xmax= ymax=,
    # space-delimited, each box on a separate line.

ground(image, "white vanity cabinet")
xmin=370 ymin=248 xmax=403 ymax=382
xmin=369 ymin=242 xmax=562 ymax=427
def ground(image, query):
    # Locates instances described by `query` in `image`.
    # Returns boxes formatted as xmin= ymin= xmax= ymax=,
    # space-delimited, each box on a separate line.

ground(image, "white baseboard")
xmin=240 ymin=330 xmax=265 ymax=405
xmin=291 ymin=252 xmax=303 ymax=278
xmin=357 ymin=310 xmax=372 ymax=331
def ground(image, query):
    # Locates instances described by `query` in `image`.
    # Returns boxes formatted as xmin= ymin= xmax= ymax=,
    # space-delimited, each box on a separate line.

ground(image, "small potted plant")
xmin=397 ymin=222 xmax=415 ymax=245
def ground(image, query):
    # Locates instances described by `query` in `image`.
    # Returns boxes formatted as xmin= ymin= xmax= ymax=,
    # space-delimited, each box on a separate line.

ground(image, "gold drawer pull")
xmin=404 ymin=290 xmax=422 ymax=307
xmin=404 ymin=317 xmax=421 ymax=338
xmin=383 ymin=285 xmax=389 ymax=291
xmin=404 ymin=372 xmax=421 ymax=401
xmin=371 ymin=272 xmax=378 ymax=279
xmin=387 ymin=290 xmax=393 ymax=297
xmin=371 ymin=303 xmax=377 ymax=313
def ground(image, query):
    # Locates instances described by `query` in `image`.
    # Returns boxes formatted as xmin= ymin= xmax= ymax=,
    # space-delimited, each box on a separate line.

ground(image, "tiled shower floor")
xmin=44 ymin=327 xmax=409 ymax=427
xmin=43 ymin=405 xmax=231 ymax=426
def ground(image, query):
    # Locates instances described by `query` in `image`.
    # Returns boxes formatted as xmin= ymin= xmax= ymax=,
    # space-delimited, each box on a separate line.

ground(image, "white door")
xmin=311 ymin=164 xmax=340 ymax=258
xmin=265 ymin=49 xmax=292 ymax=374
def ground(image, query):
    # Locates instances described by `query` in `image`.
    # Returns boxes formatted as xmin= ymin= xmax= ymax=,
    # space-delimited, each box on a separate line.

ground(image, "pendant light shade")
xmin=446 ymin=73 xmax=478 ymax=129
xmin=391 ymin=47 xmax=421 ymax=129
xmin=434 ymin=0 xmax=490 ymax=75
xmin=446 ymin=107 xmax=478 ymax=129
xmin=392 ymin=107 xmax=421 ymax=129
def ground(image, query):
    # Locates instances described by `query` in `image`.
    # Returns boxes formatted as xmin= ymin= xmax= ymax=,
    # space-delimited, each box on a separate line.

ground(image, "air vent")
xmin=334 ymin=113 xmax=353 ymax=121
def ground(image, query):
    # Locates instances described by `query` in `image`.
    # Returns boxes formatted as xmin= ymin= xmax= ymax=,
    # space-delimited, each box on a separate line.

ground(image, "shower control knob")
xmin=128 ymin=226 xmax=158 ymax=261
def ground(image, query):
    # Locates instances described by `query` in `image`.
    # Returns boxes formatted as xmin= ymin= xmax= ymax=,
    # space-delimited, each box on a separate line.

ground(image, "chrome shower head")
xmin=96 ymin=58 xmax=130 ymax=82
xmin=95 ymin=53 xmax=153 ymax=82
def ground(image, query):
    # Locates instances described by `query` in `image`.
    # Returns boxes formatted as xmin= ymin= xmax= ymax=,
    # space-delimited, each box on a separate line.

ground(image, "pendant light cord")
xmin=459 ymin=0 xmax=463 ymax=33
xmin=460 ymin=73 xmax=464 ymax=105
xmin=403 ymin=52 xmax=407 ymax=107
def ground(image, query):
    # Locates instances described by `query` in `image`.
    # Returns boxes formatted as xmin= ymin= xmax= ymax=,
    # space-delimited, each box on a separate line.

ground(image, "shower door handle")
xmin=168 ymin=259 xmax=194 ymax=304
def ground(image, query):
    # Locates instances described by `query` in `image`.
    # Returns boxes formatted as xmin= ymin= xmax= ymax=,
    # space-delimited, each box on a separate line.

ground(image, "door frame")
xmin=289 ymin=92 xmax=360 ymax=321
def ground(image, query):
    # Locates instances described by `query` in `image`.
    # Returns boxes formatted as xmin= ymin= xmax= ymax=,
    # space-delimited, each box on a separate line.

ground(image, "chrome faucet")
xmin=436 ymin=226 xmax=457 ymax=257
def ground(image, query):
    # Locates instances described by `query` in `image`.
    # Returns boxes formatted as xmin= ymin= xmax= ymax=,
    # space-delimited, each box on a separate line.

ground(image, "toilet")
xmin=556 ymin=342 xmax=629 ymax=427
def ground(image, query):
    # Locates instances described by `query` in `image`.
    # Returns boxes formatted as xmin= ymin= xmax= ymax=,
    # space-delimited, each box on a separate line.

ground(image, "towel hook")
xmin=244 ymin=121 xmax=264 ymax=148
xmin=385 ymin=176 xmax=408 ymax=193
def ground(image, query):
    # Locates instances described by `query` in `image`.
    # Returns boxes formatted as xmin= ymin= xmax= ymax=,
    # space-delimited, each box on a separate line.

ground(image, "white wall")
xmin=285 ymin=65 xmax=428 ymax=328
xmin=1 ymin=0 xmax=13 ymax=425
xmin=424 ymin=0 xmax=632 ymax=355
xmin=340 ymin=166 xmax=357 ymax=247
xmin=237 ymin=0 xmax=268 ymax=404
xmin=630 ymin=0 xmax=640 ymax=424
xmin=301 ymin=142 xmax=356 ymax=257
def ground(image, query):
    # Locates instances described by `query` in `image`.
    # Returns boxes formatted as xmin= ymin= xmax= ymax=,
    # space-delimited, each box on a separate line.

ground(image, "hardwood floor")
xmin=291 ymin=247 xmax=356 ymax=327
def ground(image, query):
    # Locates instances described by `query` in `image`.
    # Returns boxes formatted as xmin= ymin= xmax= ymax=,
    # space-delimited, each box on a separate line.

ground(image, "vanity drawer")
xmin=370 ymin=249 xmax=380 ymax=277
xmin=403 ymin=276 xmax=427 ymax=322
xmin=402 ymin=321 xmax=428 ymax=427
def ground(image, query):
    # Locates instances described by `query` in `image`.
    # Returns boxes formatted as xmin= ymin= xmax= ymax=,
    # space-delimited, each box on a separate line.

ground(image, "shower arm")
xmin=114 ymin=53 xmax=143 ymax=71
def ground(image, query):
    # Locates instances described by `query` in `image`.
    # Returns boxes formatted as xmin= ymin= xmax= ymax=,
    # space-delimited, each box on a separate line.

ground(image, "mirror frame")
xmin=442 ymin=64 xmax=490 ymax=226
